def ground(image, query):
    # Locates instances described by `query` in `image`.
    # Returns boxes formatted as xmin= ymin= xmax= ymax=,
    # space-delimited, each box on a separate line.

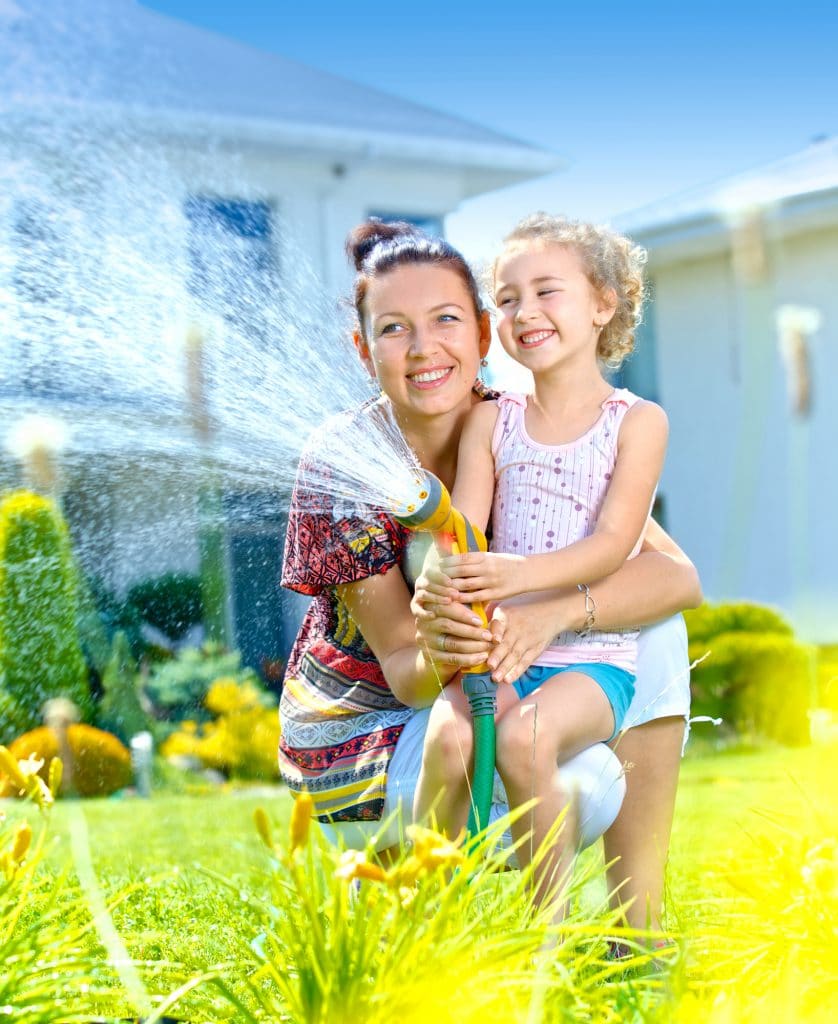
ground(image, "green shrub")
xmin=684 ymin=601 xmax=813 ymax=746
xmin=0 ymin=490 xmax=90 ymax=743
xmin=161 ymin=675 xmax=280 ymax=780
xmin=143 ymin=642 xmax=258 ymax=724
xmin=80 ymin=574 xmax=147 ymax=665
xmin=815 ymin=645 xmax=838 ymax=712
xmin=126 ymin=571 xmax=203 ymax=642
xmin=97 ymin=630 xmax=153 ymax=745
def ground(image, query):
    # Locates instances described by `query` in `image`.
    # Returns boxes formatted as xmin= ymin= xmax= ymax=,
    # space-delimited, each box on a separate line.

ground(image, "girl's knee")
xmin=495 ymin=711 xmax=555 ymax=785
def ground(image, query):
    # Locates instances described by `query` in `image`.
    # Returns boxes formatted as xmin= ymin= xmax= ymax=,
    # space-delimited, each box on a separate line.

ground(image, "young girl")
xmin=417 ymin=212 xmax=667 ymax=909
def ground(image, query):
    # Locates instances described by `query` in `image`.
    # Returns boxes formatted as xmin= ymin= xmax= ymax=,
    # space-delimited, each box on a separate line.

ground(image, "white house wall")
xmin=652 ymin=224 xmax=838 ymax=640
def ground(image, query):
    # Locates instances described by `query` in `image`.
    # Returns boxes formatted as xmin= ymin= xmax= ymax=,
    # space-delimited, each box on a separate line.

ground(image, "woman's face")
xmin=357 ymin=263 xmax=490 ymax=423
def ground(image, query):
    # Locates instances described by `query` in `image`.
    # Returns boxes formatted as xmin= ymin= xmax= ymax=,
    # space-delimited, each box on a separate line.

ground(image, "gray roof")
xmin=618 ymin=136 xmax=838 ymax=239
xmin=1 ymin=0 xmax=562 ymax=186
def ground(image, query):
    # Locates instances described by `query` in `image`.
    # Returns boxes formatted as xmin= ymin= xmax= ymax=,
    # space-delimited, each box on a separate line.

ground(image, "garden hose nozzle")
xmin=392 ymin=471 xmax=497 ymax=838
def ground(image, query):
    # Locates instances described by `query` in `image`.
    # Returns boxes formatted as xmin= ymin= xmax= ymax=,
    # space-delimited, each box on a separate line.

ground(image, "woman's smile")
xmin=407 ymin=365 xmax=455 ymax=388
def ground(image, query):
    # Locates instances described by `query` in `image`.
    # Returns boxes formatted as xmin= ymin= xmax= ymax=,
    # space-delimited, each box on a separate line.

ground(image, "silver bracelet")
xmin=575 ymin=583 xmax=596 ymax=638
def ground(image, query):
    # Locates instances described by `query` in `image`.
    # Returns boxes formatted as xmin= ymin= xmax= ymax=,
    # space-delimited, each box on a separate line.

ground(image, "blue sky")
xmin=142 ymin=0 xmax=836 ymax=261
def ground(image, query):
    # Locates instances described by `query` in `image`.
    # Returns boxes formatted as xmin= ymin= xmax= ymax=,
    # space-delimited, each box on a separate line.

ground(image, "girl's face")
xmin=493 ymin=242 xmax=614 ymax=374
xmin=356 ymin=263 xmax=490 ymax=422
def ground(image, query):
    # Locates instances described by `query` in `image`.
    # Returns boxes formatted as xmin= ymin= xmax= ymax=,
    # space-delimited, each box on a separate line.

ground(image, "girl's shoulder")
xmin=496 ymin=390 xmax=529 ymax=409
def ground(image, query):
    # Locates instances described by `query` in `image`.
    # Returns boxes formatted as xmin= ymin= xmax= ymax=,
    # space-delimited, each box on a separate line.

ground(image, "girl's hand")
xmin=437 ymin=551 xmax=528 ymax=605
xmin=485 ymin=591 xmax=582 ymax=684
xmin=412 ymin=572 xmax=494 ymax=670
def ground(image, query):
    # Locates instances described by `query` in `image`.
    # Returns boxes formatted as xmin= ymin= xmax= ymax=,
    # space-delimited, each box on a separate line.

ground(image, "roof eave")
xmin=628 ymin=186 xmax=838 ymax=268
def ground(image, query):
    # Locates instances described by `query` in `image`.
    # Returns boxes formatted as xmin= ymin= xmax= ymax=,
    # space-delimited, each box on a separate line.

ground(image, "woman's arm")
xmin=413 ymin=521 xmax=702 ymax=684
xmin=485 ymin=523 xmax=702 ymax=682
xmin=335 ymin=567 xmax=487 ymax=709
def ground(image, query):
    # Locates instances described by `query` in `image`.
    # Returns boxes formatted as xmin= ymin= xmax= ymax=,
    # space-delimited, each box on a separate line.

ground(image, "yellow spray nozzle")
xmin=393 ymin=472 xmax=491 ymax=674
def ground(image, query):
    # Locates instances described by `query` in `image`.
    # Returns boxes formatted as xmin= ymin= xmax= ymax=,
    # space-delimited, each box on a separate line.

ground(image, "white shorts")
xmin=622 ymin=613 xmax=691 ymax=729
xmin=319 ymin=614 xmax=692 ymax=854
xmin=319 ymin=707 xmax=625 ymax=856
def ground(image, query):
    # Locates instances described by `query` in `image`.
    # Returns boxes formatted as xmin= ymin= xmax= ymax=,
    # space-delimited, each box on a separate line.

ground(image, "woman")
xmin=278 ymin=218 xmax=700 ymax=932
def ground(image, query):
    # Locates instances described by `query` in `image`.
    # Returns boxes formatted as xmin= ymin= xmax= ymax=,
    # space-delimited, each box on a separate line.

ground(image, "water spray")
xmin=392 ymin=471 xmax=497 ymax=841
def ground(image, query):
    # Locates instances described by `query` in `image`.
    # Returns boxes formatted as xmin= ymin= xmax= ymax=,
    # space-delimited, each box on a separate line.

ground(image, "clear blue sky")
xmin=142 ymin=0 xmax=836 ymax=262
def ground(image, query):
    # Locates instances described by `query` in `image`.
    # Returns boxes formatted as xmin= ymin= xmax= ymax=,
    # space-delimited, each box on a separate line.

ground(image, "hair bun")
xmin=345 ymin=218 xmax=422 ymax=270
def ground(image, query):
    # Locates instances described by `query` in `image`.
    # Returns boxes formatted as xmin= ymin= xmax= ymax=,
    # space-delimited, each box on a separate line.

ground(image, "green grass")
xmin=3 ymin=742 xmax=836 ymax=1022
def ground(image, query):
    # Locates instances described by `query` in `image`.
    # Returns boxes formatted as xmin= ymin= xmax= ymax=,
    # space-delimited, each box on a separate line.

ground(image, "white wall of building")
xmin=651 ymin=222 xmax=838 ymax=640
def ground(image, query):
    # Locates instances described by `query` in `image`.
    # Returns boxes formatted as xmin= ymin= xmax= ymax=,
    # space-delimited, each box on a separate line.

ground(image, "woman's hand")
xmin=437 ymin=551 xmax=528 ymax=605
xmin=485 ymin=591 xmax=584 ymax=685
xmin=411 ymin=569 xmax=495 ymax=671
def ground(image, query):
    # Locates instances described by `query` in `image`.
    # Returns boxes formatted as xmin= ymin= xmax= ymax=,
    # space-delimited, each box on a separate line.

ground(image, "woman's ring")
xmin=438 ymin=634 xmax=449 ymax=653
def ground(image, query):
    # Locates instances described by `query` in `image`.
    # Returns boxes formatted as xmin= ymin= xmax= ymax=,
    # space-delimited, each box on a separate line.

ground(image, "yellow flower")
xmin=10 ymin=821 xmax=32 ymax=864
xmin=254 ymin=807 xmax=274 ymax=851
xmin=0 ymin=745 xmax=28 ymax=794
xmin=289 ymin=791 xmax=314 ymax=853
xmin=386 ymin=854 xmax=425 ymax=889
xmin=334 ymin=849 xmax=388 ymax=884
xmin=48 ymin=756 xmax=63 ymax=797
xmin=405 ymin=824 xmax=465 ymax=871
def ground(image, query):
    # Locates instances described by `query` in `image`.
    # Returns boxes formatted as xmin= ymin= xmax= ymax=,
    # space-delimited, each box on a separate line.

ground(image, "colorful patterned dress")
xmin=278 ymin=450 xmax=421 ymax=823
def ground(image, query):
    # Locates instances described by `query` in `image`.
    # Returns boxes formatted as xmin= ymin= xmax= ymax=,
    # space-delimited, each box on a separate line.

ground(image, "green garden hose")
xmin=392 ymin=472 xmax=496 ymax=840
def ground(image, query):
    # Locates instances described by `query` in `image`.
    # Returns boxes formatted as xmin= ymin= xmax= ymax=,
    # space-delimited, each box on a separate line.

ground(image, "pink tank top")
xmin=490 ymin=389 xmax=645 ymax=673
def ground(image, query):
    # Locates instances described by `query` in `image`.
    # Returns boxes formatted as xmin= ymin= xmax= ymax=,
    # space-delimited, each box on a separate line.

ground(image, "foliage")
xmin=79 ymin=574 xmax=147 ymax=665
xmin=160 ymin=676 xmax=280 ymax=780
xmin=143 ymin=642 xmax=259 ymax=724
xmin=0 ymin=746 xmax=103 ymax=1022
xmin=684 ymin=601 xmax=813 ymax=745
xmin=0 ymin=724 xmax=132 ymax=798
xmin=816 ymin=645 xmax=838 ymax=711
xmin=97 ymin=630 xmax=153 ymax=745
xmin=670 ymin=743 xmax=838 ymax=1023
xmin=198 ymin=799 xmax=670 ymax=1024
xmin=126 ymin=572 xmax=203 ymax=643
xmin=0 ymin=490 xmax=90 ymax=743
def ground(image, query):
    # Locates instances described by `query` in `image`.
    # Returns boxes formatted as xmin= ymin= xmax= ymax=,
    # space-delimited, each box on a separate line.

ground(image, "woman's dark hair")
xmin=346 ymin=219 xmax=484 ymax=338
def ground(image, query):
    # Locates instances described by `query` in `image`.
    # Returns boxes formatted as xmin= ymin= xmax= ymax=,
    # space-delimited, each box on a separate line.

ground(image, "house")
xmin=0 ymin=0 xmax=562 ymax=676
xmin=615 ymin=137 xmax=838 ymax=641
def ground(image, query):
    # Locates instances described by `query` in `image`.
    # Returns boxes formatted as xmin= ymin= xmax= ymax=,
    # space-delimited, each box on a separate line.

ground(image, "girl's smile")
xmin=494 ymin=242 xmax=613 ymax=374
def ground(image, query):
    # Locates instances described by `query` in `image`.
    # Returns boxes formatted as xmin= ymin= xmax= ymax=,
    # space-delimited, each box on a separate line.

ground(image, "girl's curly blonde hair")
xmin=491 ymin=212 xmax=648 ymax=368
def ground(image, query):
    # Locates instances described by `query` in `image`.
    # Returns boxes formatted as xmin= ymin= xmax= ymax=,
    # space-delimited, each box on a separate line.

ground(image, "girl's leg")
xmin=414 ymin=680 xmax=518 ymax=838
xmin=495 ymin=672 xmax=614 ymax=917
xmin=603 ymin=715 xmax=685 ymax=932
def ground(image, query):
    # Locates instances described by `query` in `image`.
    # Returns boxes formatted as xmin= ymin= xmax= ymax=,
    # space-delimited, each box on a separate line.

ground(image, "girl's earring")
xmin=480 ymin=357 xmax=489 ymax=367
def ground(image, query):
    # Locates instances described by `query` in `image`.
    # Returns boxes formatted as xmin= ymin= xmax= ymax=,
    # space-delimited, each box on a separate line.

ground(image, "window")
xmin=367 ymin=211 xmax=445 ymax=238
xmin=185 ymin=196 xmax=278 ymax=346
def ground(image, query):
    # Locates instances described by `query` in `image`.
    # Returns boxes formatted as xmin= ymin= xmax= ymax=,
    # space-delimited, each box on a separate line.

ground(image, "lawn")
xmin=3 ymin=740 xmax=836 ymax=1022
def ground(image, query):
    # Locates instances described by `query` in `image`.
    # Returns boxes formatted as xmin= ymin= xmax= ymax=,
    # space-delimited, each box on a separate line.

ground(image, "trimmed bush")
xmin=816 ymin=645 xmax=838 ymax=712
xmin=143 ymin=642 xmax=256 ymax=724
xmin=97 ymin=630 xmax=153 ymax=745
xmin=126 ymin=572 xmax=203 ymax=642
xmin=161 ymin=675 xmax=280 ymax=781
xmin=685 ymin=601 xmax=814 ymax=746
xmin=0 ymin=491 xmax=90 ymax=743
xmin=0 ymin=723 xmax=132 ymax=797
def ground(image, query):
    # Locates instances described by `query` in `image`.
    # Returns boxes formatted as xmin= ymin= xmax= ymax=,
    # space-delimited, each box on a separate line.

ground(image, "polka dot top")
xmin=490 ymin=389 xmax=645 ymax=672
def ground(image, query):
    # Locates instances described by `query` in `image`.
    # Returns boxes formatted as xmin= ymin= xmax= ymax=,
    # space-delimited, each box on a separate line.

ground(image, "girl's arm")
xmin=448 ymin=400 xmax=499 ymax=532
xmin=414 ymin=521 xmax=702 ymax=684
xmin=335 ymin=568 xmax=487 ymax=709
xmin=441 ymin=401 xmax=669 ymax=604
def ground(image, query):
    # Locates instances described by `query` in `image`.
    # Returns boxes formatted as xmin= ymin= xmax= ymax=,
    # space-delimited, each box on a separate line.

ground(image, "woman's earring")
xmin=480 ymin=357 xmax=489 ymax=367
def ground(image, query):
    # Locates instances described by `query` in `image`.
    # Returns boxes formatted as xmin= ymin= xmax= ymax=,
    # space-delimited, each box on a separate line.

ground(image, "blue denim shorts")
xmin=512 ymin=662 xmax=636 ymax=741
